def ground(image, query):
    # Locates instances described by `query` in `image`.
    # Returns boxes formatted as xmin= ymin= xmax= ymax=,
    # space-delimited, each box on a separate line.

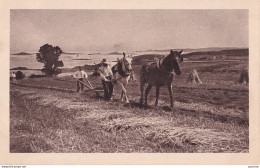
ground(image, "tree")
xmin=36 ymin=44 xmax=64 ymax=76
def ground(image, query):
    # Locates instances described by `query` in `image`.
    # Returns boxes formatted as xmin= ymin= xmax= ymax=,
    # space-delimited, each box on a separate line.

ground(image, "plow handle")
xmin=72 ymin=75 xmax=93 ymax=90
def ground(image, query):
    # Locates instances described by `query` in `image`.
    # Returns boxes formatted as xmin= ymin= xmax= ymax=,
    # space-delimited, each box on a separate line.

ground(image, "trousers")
xmin=101 ymin=77 xmax=113 ymax=100
xmin=76 ymin=78 xmax=84 ymax=92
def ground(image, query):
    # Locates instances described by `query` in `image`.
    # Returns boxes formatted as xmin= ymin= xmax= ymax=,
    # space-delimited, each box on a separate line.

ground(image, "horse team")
xmin=91 ymin=50 xmax=183 ymax=108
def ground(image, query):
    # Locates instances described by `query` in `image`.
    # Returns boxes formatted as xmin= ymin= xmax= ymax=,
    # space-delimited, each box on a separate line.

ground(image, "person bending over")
xmin=74 ymin=66 xmax=88 ymax=92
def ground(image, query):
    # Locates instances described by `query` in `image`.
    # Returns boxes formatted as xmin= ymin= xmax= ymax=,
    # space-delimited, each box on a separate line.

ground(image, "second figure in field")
xmin=74 ymin=66 xmax=88 ymax=92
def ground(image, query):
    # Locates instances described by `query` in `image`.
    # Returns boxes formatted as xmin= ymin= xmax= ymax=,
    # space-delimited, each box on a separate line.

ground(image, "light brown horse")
xmin=112 ymin=53 xmax=133 ymax=103
xmin=139 ymin=50 xmax=183 ymax=108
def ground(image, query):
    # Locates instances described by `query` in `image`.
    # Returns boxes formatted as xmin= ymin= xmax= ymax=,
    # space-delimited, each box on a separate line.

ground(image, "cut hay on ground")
xmin=150 ymin=126 xmax=247 ymax=152
xmin=102 ymin=115 xmax=248 ymax=152
xmin=103 ymin=116 xmax=169 ymax=132
xmin=174 ymin=101 xmax=246 ymax=118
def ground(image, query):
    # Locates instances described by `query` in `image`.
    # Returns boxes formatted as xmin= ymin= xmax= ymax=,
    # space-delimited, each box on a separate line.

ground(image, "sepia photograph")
xmin=0 ymin=0 xmax=260 ymax=165
xmin=9 ymin=9 xmax=249 ymax=153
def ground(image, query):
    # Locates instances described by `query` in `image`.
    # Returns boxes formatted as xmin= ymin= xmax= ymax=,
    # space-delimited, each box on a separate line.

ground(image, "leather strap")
xmin=157 ymin=59 xmax=174 ymax=76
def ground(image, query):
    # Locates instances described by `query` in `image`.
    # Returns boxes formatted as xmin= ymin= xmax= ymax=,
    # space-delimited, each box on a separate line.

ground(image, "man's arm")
xmin=74 ymin=71 xmax=79 ymax=78
xmin=98 ymin=68 xmax=109 ymax=81
xmin=83 ymin=71 xmax=88 ymax=79
xmin=108 ymin=66 xmax=114 ymax=80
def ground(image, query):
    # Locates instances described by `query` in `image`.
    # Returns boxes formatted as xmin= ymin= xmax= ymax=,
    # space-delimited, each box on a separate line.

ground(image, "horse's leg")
xmin=119 ymin=82 xmax=126 ymax=102
xmin=139 ymin=68 xmax=145 ymax=104
xmin=144 ymin=84 xmax=152 ymax=106
xmin=123 ymin=83 xmax=129 ymax=103
xmin=167 ymin=84 xmax=174 ymax=108
xmin=118 ymin=82 xmax=124 ymax=101
xmin=140 ymin=82 xmax=144 ymax=104
xmin=120 ymin=90 xmax=124 ymax=101
xmin=155 ymin=85 xmax=160 ymax=106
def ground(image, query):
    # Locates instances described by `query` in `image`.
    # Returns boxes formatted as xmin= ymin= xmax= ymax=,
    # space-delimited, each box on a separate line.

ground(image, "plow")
xmin=72 ymin=75 xmax=104 ymax=96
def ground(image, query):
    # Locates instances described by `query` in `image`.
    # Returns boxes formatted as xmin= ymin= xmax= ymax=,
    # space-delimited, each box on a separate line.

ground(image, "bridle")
xmin=121 ymin=58 xmax=132 ymax=73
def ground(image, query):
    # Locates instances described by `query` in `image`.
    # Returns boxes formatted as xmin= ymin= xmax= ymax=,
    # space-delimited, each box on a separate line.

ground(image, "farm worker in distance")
xmin=98 ymin=58 xmax=114 ymax=101
xmin=11 ymin=72 xmax=16 ymax=82
xmin=74 ymin=66 xmax=88 ymax=92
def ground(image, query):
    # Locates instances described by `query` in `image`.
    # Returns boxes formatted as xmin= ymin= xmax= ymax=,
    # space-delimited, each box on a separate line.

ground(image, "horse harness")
xmin=112 ymin=60 xmax=132 ymax=77
xmin=146 ymin=59 xmax=175 ymax=77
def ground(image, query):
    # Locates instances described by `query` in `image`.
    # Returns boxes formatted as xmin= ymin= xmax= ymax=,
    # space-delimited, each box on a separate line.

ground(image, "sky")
xmin=10 ymin=9 xmax=248 ymax=52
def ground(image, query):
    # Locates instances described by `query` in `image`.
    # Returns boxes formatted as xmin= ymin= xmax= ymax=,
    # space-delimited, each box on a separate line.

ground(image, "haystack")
xmin=186 ymin=69 xmax=202 ymax=84
xmin=238 ymin=68 xmax=249 ymax=84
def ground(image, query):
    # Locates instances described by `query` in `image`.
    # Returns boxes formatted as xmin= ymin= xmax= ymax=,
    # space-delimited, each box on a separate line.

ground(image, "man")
xmin=98 ymin=58 xmax=114 ymax=101
xmin=74 ymin=66 xmax=88 ymax=92
xmin=11 ymin=72 xmax=16 ymax=82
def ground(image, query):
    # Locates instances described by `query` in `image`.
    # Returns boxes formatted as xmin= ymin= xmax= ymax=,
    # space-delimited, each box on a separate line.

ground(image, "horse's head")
xmin=122 ymin=52 xmax=133 ymax=72
xmin=164 ymin=50 xmax=183 ymax=75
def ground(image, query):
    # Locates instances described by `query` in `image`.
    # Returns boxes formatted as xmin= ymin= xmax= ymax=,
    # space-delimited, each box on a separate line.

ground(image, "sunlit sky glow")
xmin=11 ymin=9 xmax=248 ymax=52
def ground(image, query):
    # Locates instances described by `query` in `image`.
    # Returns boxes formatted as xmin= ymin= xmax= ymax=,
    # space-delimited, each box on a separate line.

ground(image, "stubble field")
xmin=10 ymin=53 xmax=249 ymax=153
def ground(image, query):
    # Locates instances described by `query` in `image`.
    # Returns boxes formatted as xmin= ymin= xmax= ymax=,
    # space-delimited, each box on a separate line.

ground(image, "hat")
xmin=101 ymin=58 xmax=110 ymax=65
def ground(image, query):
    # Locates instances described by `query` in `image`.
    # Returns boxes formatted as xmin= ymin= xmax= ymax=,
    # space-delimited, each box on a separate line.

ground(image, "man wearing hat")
xmin=98 ymin=58 xmax=114 ymax=101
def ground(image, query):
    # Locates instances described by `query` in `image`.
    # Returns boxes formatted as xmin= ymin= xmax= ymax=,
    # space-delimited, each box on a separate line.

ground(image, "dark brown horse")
xmin=139 ymin=50 xmax=183 ymax=108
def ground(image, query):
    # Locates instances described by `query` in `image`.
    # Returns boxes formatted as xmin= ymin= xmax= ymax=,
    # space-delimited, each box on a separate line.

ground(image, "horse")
xmin=139 ymin=50 xmax=183 ymax=108
xmin=111 ymin=53 xmax=133 ymax=103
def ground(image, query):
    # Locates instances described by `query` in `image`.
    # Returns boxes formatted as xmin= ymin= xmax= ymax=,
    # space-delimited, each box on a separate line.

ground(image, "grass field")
xmin=10 ymin=50 xmax=249 ymax=153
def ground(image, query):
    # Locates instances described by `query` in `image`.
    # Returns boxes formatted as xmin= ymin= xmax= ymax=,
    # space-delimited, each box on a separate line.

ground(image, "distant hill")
xmin=182 ymin=49 xmax=249 ymax=58
xmin=107 ymin=52 xmax=122 ymax=55
xmin=13 ymin=52 xmax=32 ymax=55
xmin=72 ymin=58 xmax=92 ymax=60
xmin=62 ymin=51 xmax=81 ymax=55
xmin=132 ymin=48 xmax=249 ymax=65
xmin=70 ymin=63 xmax=101 ymax=71
xmin=11 ymin=67 xmax=29 ymax=70
xmin=144 ymin=47 xmax=244 ymax=53
xmin=88 ymin=53 xmax=101 ymax=55
xmin=132 ymin=54 xmax=164 ymax=65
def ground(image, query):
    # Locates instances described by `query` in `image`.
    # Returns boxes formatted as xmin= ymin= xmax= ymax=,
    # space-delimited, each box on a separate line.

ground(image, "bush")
xmin=15 ymin=71 xmax=25 ymax=80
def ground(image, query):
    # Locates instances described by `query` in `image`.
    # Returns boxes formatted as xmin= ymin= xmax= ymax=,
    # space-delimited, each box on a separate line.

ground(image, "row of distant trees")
xmin=36 ymin=44 xmax=64 ymax=76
